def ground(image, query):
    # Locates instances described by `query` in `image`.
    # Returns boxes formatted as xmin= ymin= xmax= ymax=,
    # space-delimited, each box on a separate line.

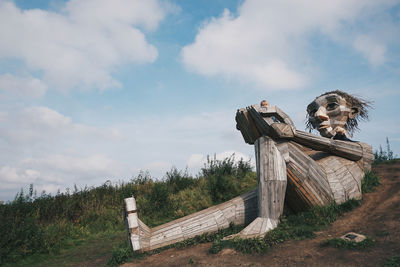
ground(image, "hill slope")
xmin=123 ymin=161 xmax=400 ymax=267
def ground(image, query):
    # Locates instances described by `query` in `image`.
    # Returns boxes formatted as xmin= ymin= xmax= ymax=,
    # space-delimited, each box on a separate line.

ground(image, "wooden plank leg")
xmin=232 ymin=136 xmax=287 ymax=238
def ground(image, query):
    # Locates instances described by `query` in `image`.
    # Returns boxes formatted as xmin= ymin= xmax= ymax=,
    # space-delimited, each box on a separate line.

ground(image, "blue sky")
xmin=0 ymin=0 xmax=399 ymax=201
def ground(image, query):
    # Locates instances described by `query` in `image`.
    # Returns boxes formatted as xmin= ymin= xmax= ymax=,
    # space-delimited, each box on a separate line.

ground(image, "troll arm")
xmin=236 ymin=105 xmax=367 ymax=162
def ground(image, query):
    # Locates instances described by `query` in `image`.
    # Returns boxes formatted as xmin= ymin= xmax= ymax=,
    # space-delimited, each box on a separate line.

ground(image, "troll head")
xmin=306 ymin=90 xmax=372 ymax=138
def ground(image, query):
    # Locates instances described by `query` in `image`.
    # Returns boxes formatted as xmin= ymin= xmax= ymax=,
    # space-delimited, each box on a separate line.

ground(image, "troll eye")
xmin=327 ymin=103 xmax=338 ymax=111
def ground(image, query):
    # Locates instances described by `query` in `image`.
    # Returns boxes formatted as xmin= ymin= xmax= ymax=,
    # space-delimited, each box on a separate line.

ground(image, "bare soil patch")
xmin=123 ymin=161 xmax=400 ymax=267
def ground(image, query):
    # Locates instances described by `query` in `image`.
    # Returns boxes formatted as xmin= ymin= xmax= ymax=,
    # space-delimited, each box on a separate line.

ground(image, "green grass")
xmin=321 ymin=237 xmax=375 ymax=250
xmin=1 ymin=155 xmax=255 ymax=266
xmin=2 ymin=155 xmax=385 ymax=265
xmin=209 ymin=199 xmax=362 ymax=254
xmin=384 ymin=254 xmax=400 ymax=267
xmin=362 ymin=171 xmax=381 ymax=193
xmin=207 ymin=169 xmax=381 ymax=255
xmin=2 ymin=231 xmax=125 ymax=267
xmin=107 ymin=223 xmax=244 ymax=266
xmin=108 ymin=167 xmax=379 ymax=263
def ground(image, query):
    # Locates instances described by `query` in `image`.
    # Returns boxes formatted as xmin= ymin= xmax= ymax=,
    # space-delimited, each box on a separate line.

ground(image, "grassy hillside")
xmin=2 ymin=150 xmax=394 ymax=266
xmin=0 ymin=155 xmax=256 ymax=265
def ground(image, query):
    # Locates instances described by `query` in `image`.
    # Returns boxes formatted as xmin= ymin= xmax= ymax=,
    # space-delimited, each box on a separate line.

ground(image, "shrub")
xmin=201 ymin=155 xmax=256 ymax=203
xmin=165 ymin=167 xmax=195 ymax=193
xmin=0 ymin=201 xmax=45 ymax=264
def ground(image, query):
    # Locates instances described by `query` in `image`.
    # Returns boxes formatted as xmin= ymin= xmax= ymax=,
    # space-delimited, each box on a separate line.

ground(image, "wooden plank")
xmin=213 ymin=210 xmax=230 ymax=228
xmin=271 ymin=123 xmax=294 ymax=139
xmin=235 ymin=108 xmax=261 ymax=144
xmin=247 ymin=106 xmax=272 ymax=136
xmin=255 ymin=137 xmax=287 ymax=220
xmin=286 ymin=169 xmax=317 ymax=211
xmin=293 ymin=130 xmax=363 ymax=161
xmin=288 ymin=142 xmax=333 ymax=204
xmin=236 ymin=109 xmax=257 ymax=144
xmin=135 ymin=187 xmax=259 ymax=251
xmin=358 ymin=142 xmax=374 ymax=171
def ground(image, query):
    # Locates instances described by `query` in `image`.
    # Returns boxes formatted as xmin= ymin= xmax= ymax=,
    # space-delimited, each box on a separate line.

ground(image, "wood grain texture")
xmin=235 ymin=108 xmax=261 ymax=144
xmin=293 ymin=130 xmax=363 ymax=161
xmin=126 ymin=189 xmax=258 ymax=251
xmin=255 ymin=136 xmax=287 ymax=220
xmin=315 ymin=155 xmax=364 ymax=203
xmin=284 ymin=142 xmax=334 ymax=211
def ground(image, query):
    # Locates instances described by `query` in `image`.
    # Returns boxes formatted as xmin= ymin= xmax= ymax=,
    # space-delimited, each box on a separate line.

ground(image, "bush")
xmin=0 ymin=211 xmax=45 ymax=264
xmin=165 ymin=167 xmax=195 ymax=193
xmin=202 ymin=155 xmax=256 ymax=203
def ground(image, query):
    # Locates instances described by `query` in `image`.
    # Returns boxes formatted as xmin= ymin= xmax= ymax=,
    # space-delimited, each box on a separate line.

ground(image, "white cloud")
xmin=187 ymin=154 xmax=204 ymax=170
xmin=182 ymin=0 xmax=398 ymax=89
xmin=0 ymin=106 xmax=123 ymax=145
xmin=0 ymin=153 xmax=122 ymax=200
xmin=353 ymin=35 xmax=386 ymax=66
xmin=0 ymin=73 xmax=47 ymax=97
xmin=23 ymin=154 xmax=118 ymax=177
xmin=0 ymin=105 xmax=254 ymax=200
xmin=0 ymin=0 xmax=169 ymax=92
xmin=0 ymin=166 xmax=41 ymax=185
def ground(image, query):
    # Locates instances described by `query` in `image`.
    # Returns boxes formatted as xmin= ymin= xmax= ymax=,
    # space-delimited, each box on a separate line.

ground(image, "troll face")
xmin=307 ymin=92 xmax=363 ymax=138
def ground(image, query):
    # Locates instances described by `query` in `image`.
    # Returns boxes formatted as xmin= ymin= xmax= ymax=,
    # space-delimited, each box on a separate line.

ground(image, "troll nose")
xmin=315 ymin=107 xmax=329 ymax=121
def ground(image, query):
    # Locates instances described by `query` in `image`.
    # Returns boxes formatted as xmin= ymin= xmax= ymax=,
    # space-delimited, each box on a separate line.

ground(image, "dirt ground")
xmin=123 ymin=161 xmax=400 ymax=267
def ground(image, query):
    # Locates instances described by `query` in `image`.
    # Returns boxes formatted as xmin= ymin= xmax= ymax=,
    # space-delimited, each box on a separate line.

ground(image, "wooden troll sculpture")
xmin=124 ymin=90 xmax=373 ymax=251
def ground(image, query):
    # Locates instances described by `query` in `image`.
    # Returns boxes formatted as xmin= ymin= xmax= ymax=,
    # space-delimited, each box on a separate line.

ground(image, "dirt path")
xmin=123 ymin=161 xmax=400 ymax=267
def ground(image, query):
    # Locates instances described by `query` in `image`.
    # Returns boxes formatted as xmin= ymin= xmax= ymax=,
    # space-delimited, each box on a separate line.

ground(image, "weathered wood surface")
xmin=236 ymin=105 xmax=297 ymax=144
xmin=283 ymin=140 xmax=371 ymax=210
xmin=235 ymin=108 xmax=260 ymax=144
xmin=293 ymin=130 xmax=364 ymax=161
xmin=233 ymin=217 xmax=278 ymax=238
xmin=125 ymin=189 xmax=258 ymax=251
xmin=284 ymin=142 xmax=335 ymax=212
xmin=358 ymin=142 xmax=374 ymax=171
xmin=255 ymin=136 xmax=287 ymax=220
xmin=223 ymin=136 xmax=287 ymax=239
xmin=124 ymin=197 xmax=141 ymax=251
xmin=316 ymin=155 xmax=364 ymax=203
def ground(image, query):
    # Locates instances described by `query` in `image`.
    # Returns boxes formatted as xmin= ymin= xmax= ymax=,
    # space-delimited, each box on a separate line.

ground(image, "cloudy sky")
xmin=1 ymin=0 xmax=399 ymax=201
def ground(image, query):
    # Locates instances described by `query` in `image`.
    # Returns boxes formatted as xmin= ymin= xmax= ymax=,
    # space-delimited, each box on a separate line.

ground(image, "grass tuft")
xmin=107 ymin=222 xmax=244 ymax=266
xmin=209 ymin=199 xmax=362 ymax=254
xmin=106 ymin=243 xmax=134 ymax=266
xmin=384 ymin=254 xmax=400 ymax=267
xmin=321 ymin=237 xmax=375 ymax=250
xmin=362 ymin=171 xmax=381 ymax=193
